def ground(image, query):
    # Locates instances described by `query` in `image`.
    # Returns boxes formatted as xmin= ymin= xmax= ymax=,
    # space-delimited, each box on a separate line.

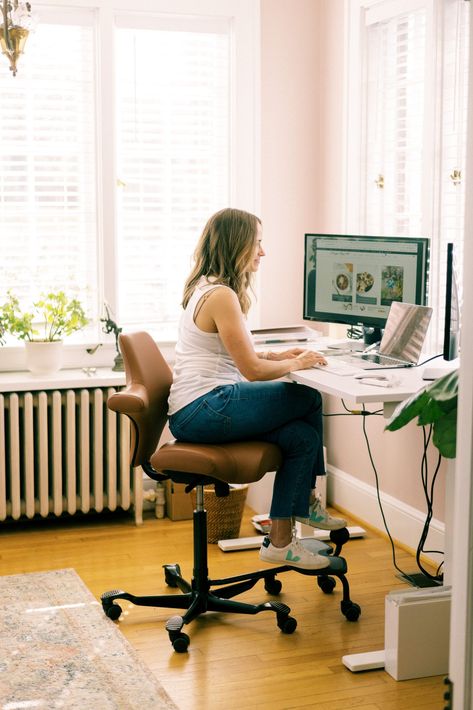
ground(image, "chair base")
xmin=100 ymin=507 xmax=360 ymax=652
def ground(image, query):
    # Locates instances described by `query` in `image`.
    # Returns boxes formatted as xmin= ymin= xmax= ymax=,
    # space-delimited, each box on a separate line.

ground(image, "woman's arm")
xmin=201 ymin=288 xmax=326 ymax=381
xmin=258 ymin=348 xmax=307 ymax=361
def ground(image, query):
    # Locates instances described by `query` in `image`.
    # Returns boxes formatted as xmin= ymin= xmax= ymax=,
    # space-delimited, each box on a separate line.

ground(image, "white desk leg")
xmin=443 ymin=459 xmax=455 ymax=586
xmin=343 ymin=460 xmax=453 ymax=675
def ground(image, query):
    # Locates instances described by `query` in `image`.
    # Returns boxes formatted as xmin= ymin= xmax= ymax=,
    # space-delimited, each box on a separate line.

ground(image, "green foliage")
xmin=0 ymin=290 xmax=88 ymax=343
xmin=385 ymin=369 xmax=458 ymax=458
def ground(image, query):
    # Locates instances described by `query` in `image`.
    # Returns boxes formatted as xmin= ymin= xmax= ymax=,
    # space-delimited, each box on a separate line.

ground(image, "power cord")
xmin=418 ymin=352 xmax=443 ymax=367
xmin=324 ymin=403 xmax=444 ymax=584
xmin=358 ymin=404 xmax=421 ymax=584
xmin=346 ymin=325 xmax=363 ymax=341
xmin=415 ymin=425 xmax=443 ymax=581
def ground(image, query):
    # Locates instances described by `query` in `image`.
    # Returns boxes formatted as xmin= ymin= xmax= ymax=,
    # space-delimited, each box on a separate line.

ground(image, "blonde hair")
xmin=182 ymin=208 xmax=261 ymax=315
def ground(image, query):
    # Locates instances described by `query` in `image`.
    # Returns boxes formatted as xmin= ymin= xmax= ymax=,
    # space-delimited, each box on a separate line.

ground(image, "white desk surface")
xmin=268 ymin=336 xmax=429 ymax=408
xmin=290 ymin=365 xmax=427 ymax=406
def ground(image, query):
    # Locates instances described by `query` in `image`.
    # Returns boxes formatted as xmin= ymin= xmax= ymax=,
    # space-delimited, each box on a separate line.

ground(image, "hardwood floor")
xmin=0 ymin=506 xmax=446 ymax=709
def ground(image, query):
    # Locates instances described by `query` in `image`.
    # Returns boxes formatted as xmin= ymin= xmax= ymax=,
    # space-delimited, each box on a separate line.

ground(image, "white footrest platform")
xmin=217 ymin=525 xmax=366 ymax=552
xmin=342 ymin=650 xmax=385 ymax=672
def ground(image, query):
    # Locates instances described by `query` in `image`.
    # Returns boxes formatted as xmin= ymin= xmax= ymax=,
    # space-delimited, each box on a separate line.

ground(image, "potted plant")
xmin=0 ymin=290 xmax=88 ymax=375
xmin=385 ymin=369 xmax=458 ymax=458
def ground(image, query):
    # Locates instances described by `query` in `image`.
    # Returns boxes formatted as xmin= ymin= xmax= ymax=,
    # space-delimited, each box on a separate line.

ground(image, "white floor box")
xmin=384 ymin=586 xmax=451 ymax=680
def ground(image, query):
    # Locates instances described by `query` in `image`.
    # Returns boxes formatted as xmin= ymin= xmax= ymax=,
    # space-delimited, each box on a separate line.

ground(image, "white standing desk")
xmin=288 ymin=356 xmax=452 ymax=676
xmin=290 ymin=363 xmax=427 ymax=417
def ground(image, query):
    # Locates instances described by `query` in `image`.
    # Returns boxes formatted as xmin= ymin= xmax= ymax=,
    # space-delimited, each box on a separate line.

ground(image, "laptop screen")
xmin=379 ymin=302 xmax=433 ymax=363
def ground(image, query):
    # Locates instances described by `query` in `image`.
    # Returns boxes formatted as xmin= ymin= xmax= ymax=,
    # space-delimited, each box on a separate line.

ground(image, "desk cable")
xmin=418 ymin=352 xmax=443 ymax=367
xmin=324 ymin=401 xmax=444 ymax=584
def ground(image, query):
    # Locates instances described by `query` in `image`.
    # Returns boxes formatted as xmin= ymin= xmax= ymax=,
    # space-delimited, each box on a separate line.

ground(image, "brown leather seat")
xmin=100 ymin=331 xmax=359 ymax=653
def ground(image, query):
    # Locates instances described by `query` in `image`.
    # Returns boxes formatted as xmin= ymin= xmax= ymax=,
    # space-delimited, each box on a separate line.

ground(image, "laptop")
xmin=333 ymin=302 xmax=433 ymax=370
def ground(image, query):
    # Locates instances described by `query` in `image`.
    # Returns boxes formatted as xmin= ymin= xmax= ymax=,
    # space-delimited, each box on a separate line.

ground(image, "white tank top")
xmin=167 ymin=278 xmax=246 ymax=416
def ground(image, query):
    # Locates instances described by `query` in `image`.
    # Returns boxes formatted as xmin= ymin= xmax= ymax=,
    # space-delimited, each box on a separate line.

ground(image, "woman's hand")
xmin=291 ymin=349 xmax=327 ymax=371
xmin=266 ymin=348 xmax=306 ymax=361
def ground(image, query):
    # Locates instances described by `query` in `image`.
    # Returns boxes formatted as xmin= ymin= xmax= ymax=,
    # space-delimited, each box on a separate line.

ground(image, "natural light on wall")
xmin=115 ymin=18 xmax=230 ymax=337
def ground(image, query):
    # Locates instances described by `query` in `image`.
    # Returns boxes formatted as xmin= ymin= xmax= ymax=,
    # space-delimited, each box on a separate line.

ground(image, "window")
xmin=0 ymin=8 xmax=99 ymax=339
xmin=115 ymin=17 xmax=230 ymax=335
xmin=0 ymin=0 xmax=258 ymax=355
xmin=345 ymin=0 xmax=469 ymax=352
xmin=363 ymin=7 xmax=427 ymax=237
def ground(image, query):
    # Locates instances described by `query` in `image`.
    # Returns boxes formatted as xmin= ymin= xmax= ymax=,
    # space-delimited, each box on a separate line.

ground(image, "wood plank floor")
xmin=0 ymin=505 xmax=446 ymax=709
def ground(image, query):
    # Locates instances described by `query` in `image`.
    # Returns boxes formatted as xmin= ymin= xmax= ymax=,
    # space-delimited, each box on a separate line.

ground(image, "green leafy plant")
xmin=0 ymin=290 xmax=88 ymax=343
xmin=385 ymin=369 xmax=458 ymax=458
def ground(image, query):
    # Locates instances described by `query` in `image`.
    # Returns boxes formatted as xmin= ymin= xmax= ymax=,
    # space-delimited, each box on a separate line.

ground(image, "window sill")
xmin=0 ymin=340 xmax=176 ymax=381
xmin=0 ymin=367 xmax=126 ymax=393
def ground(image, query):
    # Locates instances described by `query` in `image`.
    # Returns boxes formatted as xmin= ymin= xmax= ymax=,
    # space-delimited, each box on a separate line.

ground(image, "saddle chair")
xmin=101 ymin=331 xmax=360 ymax=653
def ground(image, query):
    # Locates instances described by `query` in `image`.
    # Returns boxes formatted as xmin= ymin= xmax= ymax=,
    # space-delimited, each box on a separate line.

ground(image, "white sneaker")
xmin=259 ymin=536 xmax=330 ymax=570
xmin=294 ymin=495 xmax=347 ymax=531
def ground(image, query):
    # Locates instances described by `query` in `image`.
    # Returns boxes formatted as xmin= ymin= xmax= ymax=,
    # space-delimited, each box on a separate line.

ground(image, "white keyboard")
xmin=313 ymin=357 xmax=364 ymax=377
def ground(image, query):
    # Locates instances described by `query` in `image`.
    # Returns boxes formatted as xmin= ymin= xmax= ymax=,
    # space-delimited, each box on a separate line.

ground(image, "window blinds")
xmin=0 ymin=10 xmax=99 ymax=332
xmin=360 ymin=0 xmax=469 ymax=352
xmin=363 ymin=8 xmax=426 ymax=238
xmin=115 ymin=18 xmax=230 ymax=336
xmin=433 ymin=0 xmax=469 ymax=346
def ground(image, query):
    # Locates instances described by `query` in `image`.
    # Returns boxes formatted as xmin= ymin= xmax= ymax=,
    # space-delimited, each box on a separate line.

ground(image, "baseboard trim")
xmin=326 ymin=465 xmax=445 ymax=567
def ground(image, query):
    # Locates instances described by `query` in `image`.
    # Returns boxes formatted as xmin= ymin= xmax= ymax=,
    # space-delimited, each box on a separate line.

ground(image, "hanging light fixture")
xmin=0 ymin=0 xmax=36 ymax=76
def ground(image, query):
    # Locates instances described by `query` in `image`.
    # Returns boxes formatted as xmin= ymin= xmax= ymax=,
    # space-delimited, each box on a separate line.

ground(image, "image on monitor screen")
xmin=303 ymin=234 xmax=430 ymax=342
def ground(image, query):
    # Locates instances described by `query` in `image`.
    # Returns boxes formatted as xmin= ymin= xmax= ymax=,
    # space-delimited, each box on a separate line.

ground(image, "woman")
xmin=168 ymin=208 xmax=346 ymax=570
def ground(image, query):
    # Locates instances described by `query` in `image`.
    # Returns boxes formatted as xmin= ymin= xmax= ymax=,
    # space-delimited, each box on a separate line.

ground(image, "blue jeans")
xmin=168 ymin=381 xmax=325 ymax=519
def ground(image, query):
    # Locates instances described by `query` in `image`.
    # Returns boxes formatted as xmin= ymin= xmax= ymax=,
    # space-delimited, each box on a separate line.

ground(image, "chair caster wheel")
xmin=317 ymin=575 xmax=336 ymax=594
xmin=104 ymin=602 xmax=122 ymax=621
xmin=171 ymin=632 xmax=190 ymax=653
xmin=278 ymin=615 xmax=297 ymax=634
xmin=265 ymin=577 xmax=282 ymax=595
xmin=341 ymin=601 xmax=361 ymax=621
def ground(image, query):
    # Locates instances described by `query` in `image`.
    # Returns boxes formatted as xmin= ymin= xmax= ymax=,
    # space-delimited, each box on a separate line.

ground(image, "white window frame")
xmin=0 ymin=0 xmax=260 ymax=372
xmin=343 ymin=0 xmax=436 ymax=234
xmin=343 ymin=0 xmax=468 ymax=354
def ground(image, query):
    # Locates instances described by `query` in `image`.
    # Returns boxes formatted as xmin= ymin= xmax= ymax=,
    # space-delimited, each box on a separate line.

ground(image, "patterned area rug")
xmin=0 ymin=568 xmax=177 ymax=709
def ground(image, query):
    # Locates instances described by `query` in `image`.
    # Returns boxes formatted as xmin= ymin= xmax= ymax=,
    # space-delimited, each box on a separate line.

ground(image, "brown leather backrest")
xmin=108 ymin=331 xmax=172 ymax=467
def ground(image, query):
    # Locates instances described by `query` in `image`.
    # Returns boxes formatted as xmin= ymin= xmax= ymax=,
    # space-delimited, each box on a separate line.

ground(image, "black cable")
xmin=325 ymin=402 xmax=443 ymax=582
xmin=323 ymin=400 xmax=384 ymax=418
xmin=359 ymin=404 xmax=419 ymax=584
xmin=414 ymin=425 xmax=443 ymax=581
xmin=347 ymin=325 xmax=363 ymax=340
xmin=418 ymin=353 xmax=443 ymax=366
xmin=341 ymin=398 xmax=384 ymax=416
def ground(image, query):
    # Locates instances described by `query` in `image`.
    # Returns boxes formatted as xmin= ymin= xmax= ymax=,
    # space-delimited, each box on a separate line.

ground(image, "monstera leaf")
xmin=385 ymin=369 xmax=458 ymax=458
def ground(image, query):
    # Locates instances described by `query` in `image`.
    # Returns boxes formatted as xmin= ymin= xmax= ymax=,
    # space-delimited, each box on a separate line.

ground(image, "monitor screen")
xmin=303 ymin=234 xmax=430 ymax=336
xmin=443 ymin=242 xmax=460 ymax=361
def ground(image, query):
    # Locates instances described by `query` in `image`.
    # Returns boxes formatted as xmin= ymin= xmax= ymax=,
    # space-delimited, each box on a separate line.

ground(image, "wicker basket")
xmin=191 ymin=485 xmax=248 ymax=543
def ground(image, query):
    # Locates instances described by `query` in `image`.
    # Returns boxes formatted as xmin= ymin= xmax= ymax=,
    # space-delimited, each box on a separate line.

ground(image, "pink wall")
xmin=260 ymin=0 xmax=322 ymax=327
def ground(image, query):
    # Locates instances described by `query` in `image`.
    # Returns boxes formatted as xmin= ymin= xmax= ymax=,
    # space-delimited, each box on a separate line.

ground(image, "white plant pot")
xmin=24 ymin=340 xmax=64 ymax=375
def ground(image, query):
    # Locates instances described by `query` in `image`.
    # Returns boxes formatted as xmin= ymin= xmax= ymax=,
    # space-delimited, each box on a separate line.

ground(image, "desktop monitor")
xmin=303 ymin=234 xmax=430 ymax=344
xmin=443 ymin=242 xmax=460 ymax=361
